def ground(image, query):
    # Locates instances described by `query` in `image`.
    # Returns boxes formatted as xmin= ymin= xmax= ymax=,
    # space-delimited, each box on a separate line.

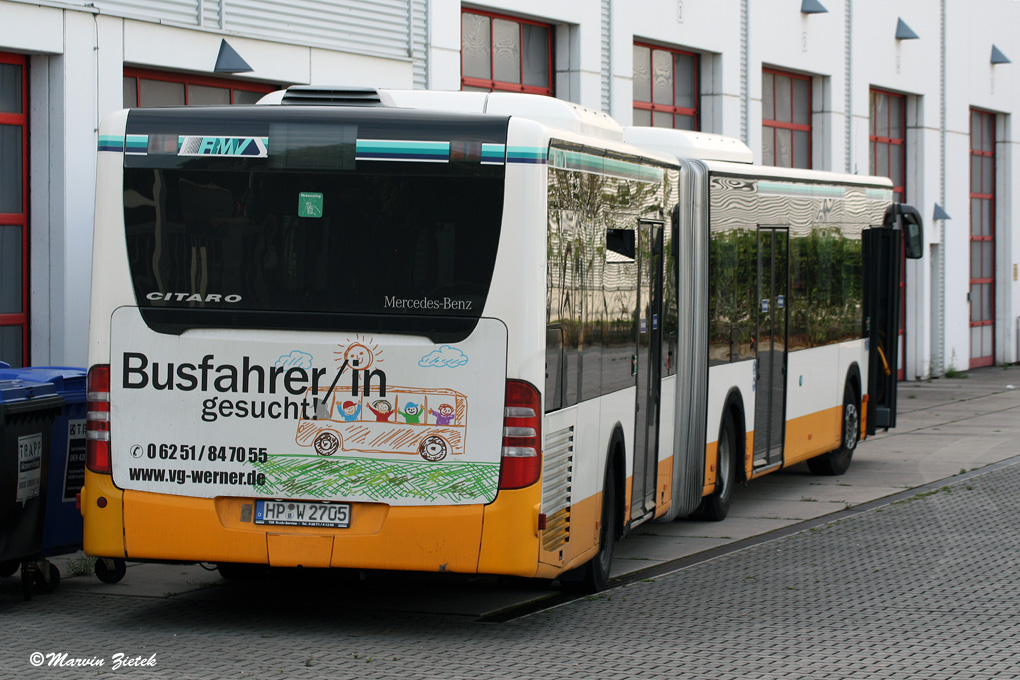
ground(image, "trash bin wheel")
xmin=21 ymin=565 xmax=33 ymax=601
xmin=42 ymin=562 xmax=60 ymax=594
xmin=95 ymin=557 xmax=127 ymax=584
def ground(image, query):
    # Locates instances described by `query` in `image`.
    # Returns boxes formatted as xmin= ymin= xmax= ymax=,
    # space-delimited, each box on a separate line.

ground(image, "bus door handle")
xmin=631 ymin=354 xmax=638 ymax=376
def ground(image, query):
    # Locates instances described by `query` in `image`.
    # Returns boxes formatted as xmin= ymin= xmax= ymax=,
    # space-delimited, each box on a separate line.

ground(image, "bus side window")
xmin=604 ymin=226 xmax=638 ymax=391
xmin=546 ymin=325 xmax=565 ymax=413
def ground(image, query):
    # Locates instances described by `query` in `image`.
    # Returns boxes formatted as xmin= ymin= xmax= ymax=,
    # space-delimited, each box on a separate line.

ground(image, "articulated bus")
xmin=82 ymin=87 xmax=922 ymax=591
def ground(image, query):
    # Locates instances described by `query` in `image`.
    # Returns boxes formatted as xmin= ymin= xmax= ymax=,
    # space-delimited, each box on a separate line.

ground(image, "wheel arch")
xmin=845 ymin=362 xmax=862 ymax=404
xmin=606 ymin=423 xmax=627 ymax=539
xmin=720 ymin=386 xmax=748 ymax=484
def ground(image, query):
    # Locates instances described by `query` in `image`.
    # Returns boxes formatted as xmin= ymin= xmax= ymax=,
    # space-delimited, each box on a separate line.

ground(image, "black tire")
xmin=697 ymin=413 xmax=737 ymax=521
xmin=43 ymin=563 xmax=60 ymax=594
xmin=21 ymin=565 xmax=32 ymax=601
xmin=0 ymin=560 xmax=18 ymax=578
xmin=561 ymin=464 xmax=618 ymax=593
xmin=808 ymin=382 xmax=860 ymax=476
xmin=95 ymin=558 xmax=127 ymax=584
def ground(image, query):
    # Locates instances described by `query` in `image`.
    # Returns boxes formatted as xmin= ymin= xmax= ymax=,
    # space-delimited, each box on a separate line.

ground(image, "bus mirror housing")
xmin=885 ymin=204 xmax=924 ymax=260
xmin=901 ymin=208 xmax=924 ymax=260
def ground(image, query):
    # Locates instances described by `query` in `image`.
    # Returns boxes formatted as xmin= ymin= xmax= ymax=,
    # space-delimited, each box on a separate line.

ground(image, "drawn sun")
xmin=334 ymin=335 xmax=382 ymax=371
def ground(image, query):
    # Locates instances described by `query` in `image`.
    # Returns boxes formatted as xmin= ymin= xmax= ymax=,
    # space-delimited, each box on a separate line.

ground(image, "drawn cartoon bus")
xmin=294 ymin=385 xmax=468 ymax=461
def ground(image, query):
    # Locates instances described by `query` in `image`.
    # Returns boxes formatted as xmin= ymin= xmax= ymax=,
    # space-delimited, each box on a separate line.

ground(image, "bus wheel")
xmin=561 ymin=465 xmax=617 ymax=593
xmin=697 ymin=413 xmax=736 ymax=521
xmin=808 ymin=382 xmax=859 ymax=476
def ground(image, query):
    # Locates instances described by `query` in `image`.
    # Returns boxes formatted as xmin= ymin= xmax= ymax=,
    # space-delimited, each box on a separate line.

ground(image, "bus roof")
xmin=623 ymin=126 xmax=755 ymax=164
xmin=704 ymin=158 xmax=895 ymax=190
xmin=263 ymin=86 xmax=626 ymax=142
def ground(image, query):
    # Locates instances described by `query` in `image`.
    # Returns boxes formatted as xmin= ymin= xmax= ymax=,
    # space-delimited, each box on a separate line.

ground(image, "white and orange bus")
xmin=82 ymin=88 xmax=921 ymax=591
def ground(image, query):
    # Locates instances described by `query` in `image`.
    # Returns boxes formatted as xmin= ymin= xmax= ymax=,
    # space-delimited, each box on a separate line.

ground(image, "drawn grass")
xmin=252 ymin=455 xmax=499 ymax=503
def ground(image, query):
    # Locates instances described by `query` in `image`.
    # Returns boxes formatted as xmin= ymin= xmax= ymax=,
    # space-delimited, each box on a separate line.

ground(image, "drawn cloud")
xmin=418 ymin=345 xmax=469 ymax=369
xmin=275 ymin=350 xmax=314 ymax=370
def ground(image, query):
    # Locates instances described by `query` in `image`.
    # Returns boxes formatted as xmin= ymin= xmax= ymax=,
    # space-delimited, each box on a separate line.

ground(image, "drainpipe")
xmin=844 ymin=0 xmax=852 ymax=174
xmin=934 ymin=0 xmax=947 ymax=375
xmin=740 ymin=0 xmax=749 ymax=146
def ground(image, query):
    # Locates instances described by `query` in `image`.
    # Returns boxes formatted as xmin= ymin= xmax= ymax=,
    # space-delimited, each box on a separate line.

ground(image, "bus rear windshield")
xmin=123 ymin=163 xmax=505 ymax=339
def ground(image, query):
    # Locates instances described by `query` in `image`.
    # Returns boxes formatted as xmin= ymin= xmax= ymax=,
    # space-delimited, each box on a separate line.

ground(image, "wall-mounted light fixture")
xmin=801 ymin=0 xmax=828 ymax=14
xmin=214 ymin=39 xmax=253 ymax=73
xmin=895 ymin=18 xmax=919 ymax=40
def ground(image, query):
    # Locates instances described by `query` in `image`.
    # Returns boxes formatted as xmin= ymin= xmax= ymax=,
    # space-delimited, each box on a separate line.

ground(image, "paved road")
xmin=4 ymin=367 xmax=1020 ymax=678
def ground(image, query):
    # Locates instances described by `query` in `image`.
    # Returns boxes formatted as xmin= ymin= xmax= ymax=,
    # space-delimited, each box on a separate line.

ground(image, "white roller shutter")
xmin=410 ymin=0 xmax=428 ymax=88
xmin=89 ymin=0 xmax=416 ymax=62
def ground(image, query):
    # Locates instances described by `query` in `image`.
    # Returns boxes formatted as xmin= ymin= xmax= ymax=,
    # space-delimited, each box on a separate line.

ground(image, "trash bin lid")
xmin=0 ymin=366 xmax=87 ymax=403
xmin=0 ymin=378 xmax=59 ymax=403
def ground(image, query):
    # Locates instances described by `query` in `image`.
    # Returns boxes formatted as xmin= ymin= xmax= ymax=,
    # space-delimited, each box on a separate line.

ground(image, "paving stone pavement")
xmin=3 ymin=456 xmax=1019 ymax=679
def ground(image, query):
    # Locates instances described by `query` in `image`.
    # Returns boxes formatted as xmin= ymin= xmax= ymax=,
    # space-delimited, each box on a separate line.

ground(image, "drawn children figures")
xmin=430 ymin=403 xmax=455 ymax=426
xmin=398 ymin=402 xmax=423 ymax=424
xmin=337 ymin=400 xmax=362 ymax=422
xmin=367 ymin=399 xmax=395 ymax=422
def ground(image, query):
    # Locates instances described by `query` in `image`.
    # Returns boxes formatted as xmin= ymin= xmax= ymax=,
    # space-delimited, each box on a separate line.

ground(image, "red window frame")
xmin=869 ymin=88 xmax=908 ymax=379
xmin=123 ymin=68 xmax=276 ymax=107
xmin=0 ymin=52 xmax=28 ymax=367
xmin=762 ymin=68 xmax=812 ymax=168
xmin=969 ymin=108 xmax=996 ymax=369
xmin=869 ymin=89 xmax=906 ymax=202
xmin=460 ymin=9 xmax=554 ymax=96
xmin=632 ymin=42 xmax=699 ymax=130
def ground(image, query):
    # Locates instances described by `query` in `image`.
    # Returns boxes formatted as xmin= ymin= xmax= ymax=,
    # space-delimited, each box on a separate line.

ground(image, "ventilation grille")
xmin=541 ymin=425 xmax=574 ymax=551
xmin=281 ymin=86 xmax=386 ymax=107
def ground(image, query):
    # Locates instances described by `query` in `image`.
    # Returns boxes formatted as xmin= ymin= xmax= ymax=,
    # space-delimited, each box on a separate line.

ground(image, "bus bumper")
xmin=86 ymin=483 xmax=543 ymax=578
xmin=81 ymin=470 xmax=128 ymax=559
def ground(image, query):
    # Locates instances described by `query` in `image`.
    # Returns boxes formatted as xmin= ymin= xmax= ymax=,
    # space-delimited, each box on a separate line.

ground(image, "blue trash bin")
xmin=0 ymin=366 xmax=88 ymax=557
xmin=0 ymin=374 xmax=62 ymax=580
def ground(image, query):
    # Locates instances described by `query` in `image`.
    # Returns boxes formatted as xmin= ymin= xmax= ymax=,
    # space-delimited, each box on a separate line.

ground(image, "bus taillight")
xmin=86 ymin=364 xmax=112 ymax=474
xmin=499 ymin=380 xmax=542 ymax=489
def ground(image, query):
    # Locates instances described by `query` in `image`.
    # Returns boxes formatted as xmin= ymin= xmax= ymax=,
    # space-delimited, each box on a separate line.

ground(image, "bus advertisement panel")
xmin=109 ymin=308 xmax=506 ymax=506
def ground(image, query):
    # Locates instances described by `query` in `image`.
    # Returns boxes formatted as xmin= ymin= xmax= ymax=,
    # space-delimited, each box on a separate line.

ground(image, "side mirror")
xmin=884 ymin=204 xmax=924 ymax=260
xmin=902 ymin=211 xmax=923 ymax=260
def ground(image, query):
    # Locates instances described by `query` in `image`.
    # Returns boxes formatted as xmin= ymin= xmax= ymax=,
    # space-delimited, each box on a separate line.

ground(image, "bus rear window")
xmin=123 ymin=165 xmax=504 ymax=337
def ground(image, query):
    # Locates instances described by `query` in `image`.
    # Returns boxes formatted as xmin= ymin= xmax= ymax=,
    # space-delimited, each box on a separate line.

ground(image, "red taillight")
xmin=499 ymin=380 xmax=542 ymax=490
xmin=86 ymin=365 xmax=112 ymax=474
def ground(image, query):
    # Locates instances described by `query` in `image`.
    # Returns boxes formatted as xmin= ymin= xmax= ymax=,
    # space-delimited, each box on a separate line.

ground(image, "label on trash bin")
xmin=63 ymin=419 xmax=87 ymax=502
xmin=17 ymin=433 xmax=42 ymax=505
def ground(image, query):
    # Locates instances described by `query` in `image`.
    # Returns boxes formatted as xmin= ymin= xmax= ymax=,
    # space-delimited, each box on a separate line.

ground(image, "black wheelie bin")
xmin=0 ymin=372 xmax=63 ymax=599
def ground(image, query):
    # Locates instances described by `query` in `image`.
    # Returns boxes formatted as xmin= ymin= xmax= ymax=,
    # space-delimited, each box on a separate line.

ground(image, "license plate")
xmin=254 ymin=500 xmax=351 ymax=528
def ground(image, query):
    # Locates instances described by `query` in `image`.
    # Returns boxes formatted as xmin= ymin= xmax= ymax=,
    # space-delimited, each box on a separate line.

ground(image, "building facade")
xmin=0 ymin=0 xmax=1016 ymax=379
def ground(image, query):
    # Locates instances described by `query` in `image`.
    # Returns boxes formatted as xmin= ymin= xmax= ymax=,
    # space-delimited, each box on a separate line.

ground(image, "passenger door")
xmin=753 ymin=226 xmax=789 ymax=471
xmin=632 ymin=220 xmax=665 ymax=520
xmin=865 ymin=205 xmax=923 ymax=432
